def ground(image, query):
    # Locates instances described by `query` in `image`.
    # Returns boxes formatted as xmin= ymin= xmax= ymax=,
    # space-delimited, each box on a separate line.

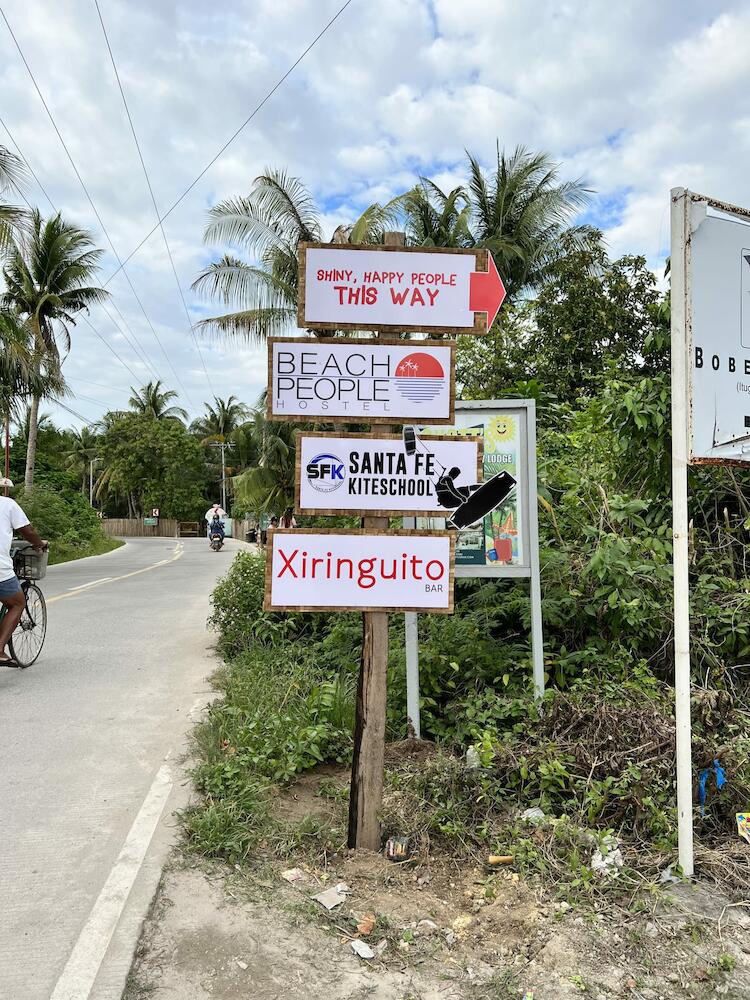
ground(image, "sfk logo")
xmin=306 ymin=452 xmax=346 ymax=493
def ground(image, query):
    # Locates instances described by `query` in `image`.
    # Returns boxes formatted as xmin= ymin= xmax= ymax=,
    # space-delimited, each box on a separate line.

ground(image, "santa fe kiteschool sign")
xmin=264 ymin=529 xmax=455 ymax=613
xmin=267 ymin=337 xmax=455 ymax=424
xmin=298 ymin=243 xmax=506 ymax=335
xmin=295 ymin=431 xmax=482 ymax=517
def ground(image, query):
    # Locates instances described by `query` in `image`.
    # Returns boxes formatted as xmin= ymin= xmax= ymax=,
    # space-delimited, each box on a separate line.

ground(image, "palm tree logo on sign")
xmin=394 ymin=352 xmax=445 ymax=403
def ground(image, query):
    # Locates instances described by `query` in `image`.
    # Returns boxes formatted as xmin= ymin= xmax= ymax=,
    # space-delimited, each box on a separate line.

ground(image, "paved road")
xmin=0 ymin=537 xmax=244 ymax=1000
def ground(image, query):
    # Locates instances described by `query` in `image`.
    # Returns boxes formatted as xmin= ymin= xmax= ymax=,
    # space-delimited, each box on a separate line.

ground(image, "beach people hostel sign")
xmin=267 ymin=338 xmax=455 ymax=423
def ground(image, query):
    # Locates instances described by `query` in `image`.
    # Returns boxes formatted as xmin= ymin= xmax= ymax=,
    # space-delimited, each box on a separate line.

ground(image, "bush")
xmin=12 ymin=485 xmax=113 ymax=561
xmin=208 ymin=550 xmax=335 ymax=656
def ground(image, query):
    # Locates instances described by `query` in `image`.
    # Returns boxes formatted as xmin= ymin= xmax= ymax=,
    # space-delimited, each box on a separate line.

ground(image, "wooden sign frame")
xmin=263 ymin=527 xmax=456 ymax=614
xmin=297 ymin=243 xmax=490 ymax=335
xmin=294 ymin=431 xmax=483 ymax=517
xmin=266 ymin=336 xmax=457 ymax=425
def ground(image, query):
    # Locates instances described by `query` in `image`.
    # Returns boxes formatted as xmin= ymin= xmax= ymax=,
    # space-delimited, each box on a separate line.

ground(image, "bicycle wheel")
xmin=9 ymin=583 xmax=47 ymax=668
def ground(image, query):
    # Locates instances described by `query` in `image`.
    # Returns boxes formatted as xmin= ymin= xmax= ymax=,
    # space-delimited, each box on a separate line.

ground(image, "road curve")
xmin=0 ymin=537 xmax=245 ymax=1000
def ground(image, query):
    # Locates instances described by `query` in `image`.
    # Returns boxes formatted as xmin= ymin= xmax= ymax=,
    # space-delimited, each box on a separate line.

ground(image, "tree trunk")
xmin=24 ymin=394 xmax=40 ymax=492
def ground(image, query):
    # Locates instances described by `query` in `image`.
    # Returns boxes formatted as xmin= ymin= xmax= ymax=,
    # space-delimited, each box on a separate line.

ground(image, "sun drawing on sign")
xmin=394 ymin=352 xmax=445 ymax=403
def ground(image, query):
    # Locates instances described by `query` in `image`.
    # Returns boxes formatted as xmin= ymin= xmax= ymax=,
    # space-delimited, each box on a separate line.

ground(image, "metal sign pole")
xmin=525 ymin=401 xmax=545 ymax=700
xmin=402 ymin=516 xmax=421 ymax=738
xmin=670 ymin=187 xmax=694 ymax=878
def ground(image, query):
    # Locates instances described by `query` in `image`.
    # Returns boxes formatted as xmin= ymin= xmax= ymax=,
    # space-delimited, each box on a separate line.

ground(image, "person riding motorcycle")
xmin=209 ymin=513 xmax=225 ymax=543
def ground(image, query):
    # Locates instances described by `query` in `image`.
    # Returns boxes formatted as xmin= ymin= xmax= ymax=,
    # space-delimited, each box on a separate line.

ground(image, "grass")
xmin=48 ymin=536 xmax=124 ymax=565
xmin=180 ymin=643 xmax=355 ymax=862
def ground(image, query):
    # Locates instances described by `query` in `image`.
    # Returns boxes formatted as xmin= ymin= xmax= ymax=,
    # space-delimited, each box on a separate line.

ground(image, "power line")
xmin=94 ymin=0 xmax=215 ymax=396
xmin=54 ymin=398 xmax=102 ymax=427
xmin=68 ymin=377 xmax=131 ymax=396
xmin=0 ymin=117 xmax=155 ymax=386
xmin=0 ymin=5 xmax=193 ymax=406
xmin=81 ymin=316 xmax=141 ymax=382
xmin=100 ymin=0 xmax=355 ymax=285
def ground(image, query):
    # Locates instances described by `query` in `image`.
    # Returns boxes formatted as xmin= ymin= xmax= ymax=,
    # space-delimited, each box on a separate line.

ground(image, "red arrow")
xmin=469 ymin=254 xmax=506 ymax=330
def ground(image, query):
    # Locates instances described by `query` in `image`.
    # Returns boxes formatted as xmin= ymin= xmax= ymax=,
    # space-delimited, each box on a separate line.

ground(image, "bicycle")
xmin=0 ymin=541 xmax=48 ymax=668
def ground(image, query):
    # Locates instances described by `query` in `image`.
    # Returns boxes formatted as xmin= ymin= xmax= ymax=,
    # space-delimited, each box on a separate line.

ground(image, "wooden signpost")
xmin=266 ymin=232 xmax=506 ymax=850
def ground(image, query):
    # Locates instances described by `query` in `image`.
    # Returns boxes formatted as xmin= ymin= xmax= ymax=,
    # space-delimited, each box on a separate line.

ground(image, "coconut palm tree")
xmin=465 ymin=144 xmax=596 ymax=300
xmin=192 ymin=169 xmax=399 ymax=343
xmin=232 ymin=407 xmax=296 ymax=513
xmin=190 ymin=395 xmax=250 ymax=442
xmin=401 ymin=180 xmax=473 ymax=248
xmin=128 ymin=380 xmax=187 ymax=421
xmin=1 ymin=209 xmax=108 ymax=489
xmin=64 ymin=426 xmax=100 ymax=494
xmin=0 ymin=144 xmax=27 ymax=254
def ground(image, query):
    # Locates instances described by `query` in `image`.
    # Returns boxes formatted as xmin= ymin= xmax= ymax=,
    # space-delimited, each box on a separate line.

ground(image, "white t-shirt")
xmin=0 ymin=498 xmax=30 ymax=583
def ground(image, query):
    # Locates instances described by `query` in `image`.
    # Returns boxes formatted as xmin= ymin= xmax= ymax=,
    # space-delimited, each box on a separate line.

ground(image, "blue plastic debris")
xmin=699 ymin=759 xmax=726 ymax=816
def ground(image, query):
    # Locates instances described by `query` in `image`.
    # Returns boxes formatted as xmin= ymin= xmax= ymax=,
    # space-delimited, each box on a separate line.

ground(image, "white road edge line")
xmin=67 ymin=578 xmax=112 ymax=592
xmin=50 ymin=765 xmax=173 ymax=1000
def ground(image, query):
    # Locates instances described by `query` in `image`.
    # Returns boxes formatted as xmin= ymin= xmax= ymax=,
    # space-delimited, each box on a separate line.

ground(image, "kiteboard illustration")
xmin=403 ymin=426 xmax=516 ymax=529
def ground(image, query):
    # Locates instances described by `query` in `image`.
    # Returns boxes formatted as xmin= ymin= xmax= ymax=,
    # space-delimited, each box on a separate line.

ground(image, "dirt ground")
xmin=125 ymin=762 xmax=750 ymax=1000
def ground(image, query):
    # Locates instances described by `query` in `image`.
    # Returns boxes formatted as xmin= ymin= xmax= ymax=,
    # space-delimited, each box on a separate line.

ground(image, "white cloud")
xmin=1 ymin=0 xmax=749 ymax=426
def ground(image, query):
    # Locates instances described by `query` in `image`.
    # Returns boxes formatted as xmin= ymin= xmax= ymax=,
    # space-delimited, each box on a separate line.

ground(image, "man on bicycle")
xmin=0 ymin=480 xmax=47 ymax=667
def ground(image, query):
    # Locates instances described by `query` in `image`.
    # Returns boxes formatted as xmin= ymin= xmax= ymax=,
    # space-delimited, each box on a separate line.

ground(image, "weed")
xmin=715 ymin=952 xmax=736 ymax=973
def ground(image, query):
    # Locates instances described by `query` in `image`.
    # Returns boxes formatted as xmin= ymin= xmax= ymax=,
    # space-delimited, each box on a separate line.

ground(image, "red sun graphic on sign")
xmin=394 ymin=352 xmax=446 ymax=403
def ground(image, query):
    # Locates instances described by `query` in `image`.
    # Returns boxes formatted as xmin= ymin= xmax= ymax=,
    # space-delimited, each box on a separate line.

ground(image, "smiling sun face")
xmin=490 ymin=418 xmax=513 ymax=444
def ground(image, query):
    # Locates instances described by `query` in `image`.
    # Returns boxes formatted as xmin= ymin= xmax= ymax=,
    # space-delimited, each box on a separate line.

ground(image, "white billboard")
xmin=264 ymin=530 xmax=454 ymax=613
xmin=295 ymin=432 xmax=481 ymax=517
xmin=267 ymin=337 xmax=454 ymax=423
xmin=689 ymin=199 xmax=750 ymax=463
xmin=298 ymin=243 xmax=505 ymax=335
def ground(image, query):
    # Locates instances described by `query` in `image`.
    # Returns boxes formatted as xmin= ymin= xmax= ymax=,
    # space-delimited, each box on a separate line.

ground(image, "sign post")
xmin=670 ymin=187 xmax=750 ymax=877
xmin=267 ymin=232 xmax=506 ymax=851
xmin=670 ymin=188 xmax=694 ymax=878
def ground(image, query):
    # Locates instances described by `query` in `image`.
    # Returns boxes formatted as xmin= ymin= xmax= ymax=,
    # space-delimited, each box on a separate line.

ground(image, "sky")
xmin=2 ymin=0 xmax=750 ymax=429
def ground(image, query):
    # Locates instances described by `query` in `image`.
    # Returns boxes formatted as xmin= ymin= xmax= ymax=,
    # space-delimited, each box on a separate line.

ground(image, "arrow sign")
xmin=469 ymin=254 xmax=505 ymax=331
xmin=299 ymin=243 xmax=506 ymax=335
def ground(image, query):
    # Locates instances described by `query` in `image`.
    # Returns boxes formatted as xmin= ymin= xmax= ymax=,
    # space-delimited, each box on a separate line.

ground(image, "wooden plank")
xmin=351 ymin=230 xmax=401 ymax=851
xmin=265 ymin=336 xmax=456 ymax=425
xmin=293 ymin=430 xmax=483 ymax=517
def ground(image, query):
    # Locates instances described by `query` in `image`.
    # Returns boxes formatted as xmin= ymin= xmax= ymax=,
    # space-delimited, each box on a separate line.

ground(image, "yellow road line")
xmin=46 ymin=543 xmax=184 ymax=605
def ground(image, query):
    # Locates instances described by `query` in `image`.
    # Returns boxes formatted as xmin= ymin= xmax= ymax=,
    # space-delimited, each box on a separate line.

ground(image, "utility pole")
xmin=89 ymin=457 xmax=101 ymax=507
xmin=220 ymin=439 xmax=226 ymax=512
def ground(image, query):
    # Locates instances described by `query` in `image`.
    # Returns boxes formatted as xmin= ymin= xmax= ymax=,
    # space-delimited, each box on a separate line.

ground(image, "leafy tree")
xmin=1 ymin=210 xmax=108 ymax=489
xmin=128 ymin=380 xmax=188 ymax=421
xmin=192 ymin=169 xmax=398 ymax=343
xmin=530 ymin=245 xmax=664 ymax=403
xmin=97 ymin=412 xmax=208 ymax=519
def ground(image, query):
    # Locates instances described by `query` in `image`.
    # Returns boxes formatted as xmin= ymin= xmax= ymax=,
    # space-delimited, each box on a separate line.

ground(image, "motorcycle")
xmin=209 ymin=531 xmax=224 ymax=551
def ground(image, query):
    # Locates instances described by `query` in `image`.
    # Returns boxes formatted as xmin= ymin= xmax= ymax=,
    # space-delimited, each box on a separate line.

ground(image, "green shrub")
xmin=208 ymin=551 xmax=335 ymax=656
xmin=13 ymin=485 xmax=109 ymax=555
